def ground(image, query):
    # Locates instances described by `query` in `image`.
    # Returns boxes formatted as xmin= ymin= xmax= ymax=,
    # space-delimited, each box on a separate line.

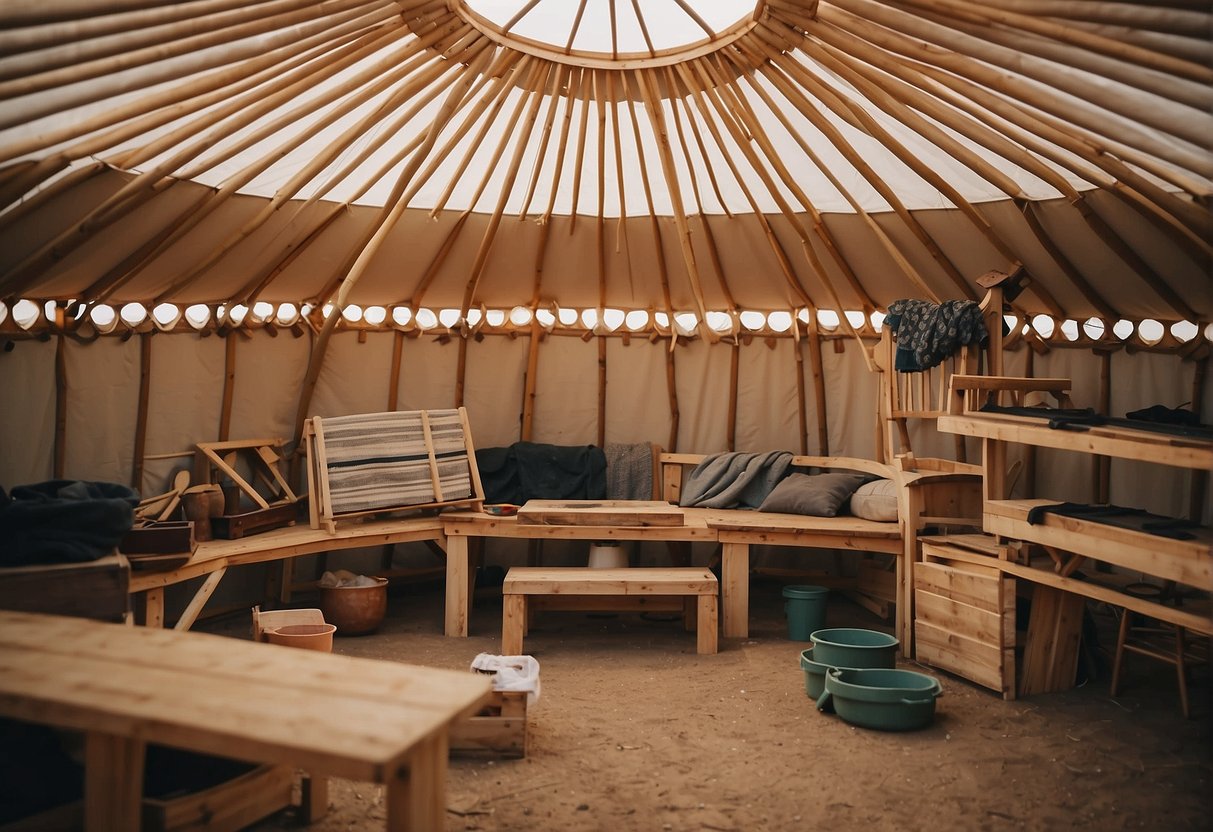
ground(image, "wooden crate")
xmin=450 ymin=690 xmax=528 ymax=758
xmin=916 ymin=539 xmax=1016 ymax=699
xmin=0 ymin=764 xmax=294 ymax=832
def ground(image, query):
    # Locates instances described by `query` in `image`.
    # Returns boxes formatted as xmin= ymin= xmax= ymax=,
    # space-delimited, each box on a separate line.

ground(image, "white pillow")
xmin=849 ymin=478 xmax=899 ymax=522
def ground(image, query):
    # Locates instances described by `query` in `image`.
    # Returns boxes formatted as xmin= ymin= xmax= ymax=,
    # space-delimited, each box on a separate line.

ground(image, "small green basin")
xmin=798 ymin=647 xmax=860 ymax=701
xmin=809 ymin=628 xmax=898 ymax=668
xmin=818 ymin=667 xmax=943 ymax=731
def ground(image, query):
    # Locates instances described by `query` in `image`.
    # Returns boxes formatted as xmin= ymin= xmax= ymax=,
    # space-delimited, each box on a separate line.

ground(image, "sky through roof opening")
xmin=462 ymin=0 xmax=757 ymax=55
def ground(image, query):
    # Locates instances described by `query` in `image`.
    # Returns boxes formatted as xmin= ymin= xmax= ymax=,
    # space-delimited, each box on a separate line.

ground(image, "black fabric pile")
xmin=885 ymin=299 xmax=988 ymax=372
xmin=0 ymin=480 xmax=139 ymax=567
xmin=1025 ymin=502 xmax=1199 ymax=541
xmin=978 ymin=402 xmax=1213 ymax=440
xmin=475 ymin=442 xmax=607 ymax=505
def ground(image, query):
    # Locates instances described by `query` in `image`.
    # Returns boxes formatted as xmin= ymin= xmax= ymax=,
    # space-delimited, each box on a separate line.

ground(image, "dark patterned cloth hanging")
xmin=885 ymin=299 xmax=988 ymax=372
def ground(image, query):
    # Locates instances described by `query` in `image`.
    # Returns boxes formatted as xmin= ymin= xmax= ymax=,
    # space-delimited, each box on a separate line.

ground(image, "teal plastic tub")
xmin=817 ymin=667 xmax=943 ymax=731
xmin=809 ymin=628 xmax=898 ymax=668
xmin=798 ymin=646 xmax=859 ymax=701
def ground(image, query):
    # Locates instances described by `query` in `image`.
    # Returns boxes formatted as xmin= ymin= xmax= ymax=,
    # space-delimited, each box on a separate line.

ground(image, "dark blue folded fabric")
xmin=1 ymin=480 xmax=139 ymax=566
xmin=475 ymin=443 xmax=606 ymax=505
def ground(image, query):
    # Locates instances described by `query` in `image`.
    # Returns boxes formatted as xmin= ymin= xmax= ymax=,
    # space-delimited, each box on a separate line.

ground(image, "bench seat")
xmin=502 ymin=566 xmax=718 ymax=654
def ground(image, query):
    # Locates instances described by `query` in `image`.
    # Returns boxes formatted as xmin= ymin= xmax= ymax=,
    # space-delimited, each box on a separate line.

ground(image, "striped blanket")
xmin=317 ymin=409 xmax=473 ymax=515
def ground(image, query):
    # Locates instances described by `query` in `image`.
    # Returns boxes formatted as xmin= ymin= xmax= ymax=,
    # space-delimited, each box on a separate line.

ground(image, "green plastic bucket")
xmin=798 ymin=647 xmax=860 ymax=701
xmin=782 ymin=585 xmax=828 ymax=641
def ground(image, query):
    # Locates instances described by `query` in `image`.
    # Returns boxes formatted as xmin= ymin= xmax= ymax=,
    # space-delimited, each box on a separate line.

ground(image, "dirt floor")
xmin=204 ymin=576 xmax=1213 ymax=831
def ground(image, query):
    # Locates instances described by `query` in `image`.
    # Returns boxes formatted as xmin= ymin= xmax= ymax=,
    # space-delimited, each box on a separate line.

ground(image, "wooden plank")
xmin=915 ymin=560 xmax=1004 ymax=613
xmin=529 ymin=595 xmax=684 ymax=612
xmin=915 ymin=620 xmax=1008 ymax=693
xmin=503 ymin=567 xmax=717 ymax=595
xmin=0 ymin=554 xmax=129 ymax=622
xmin=984 ymin=500 xmax=1211 ymax=589
xmin=516 ymin=499 xmax=685 ymax=526
xmin=1019 ymin=585 xmax=1085 ymax=696
xmin=938 ymin=413 xmax=1213 ymax=471
xmin=915 ymin=588 xmax=1004 ymax=647
xmin=144 ymin=764 xmax=294 ymax=831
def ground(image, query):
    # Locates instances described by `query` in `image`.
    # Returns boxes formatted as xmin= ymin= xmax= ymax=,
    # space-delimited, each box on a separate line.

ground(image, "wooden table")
xmin=0 ymin=610 xmax=491 ymax=831
xmin=441 ymin=505 xmax=718 ymax=637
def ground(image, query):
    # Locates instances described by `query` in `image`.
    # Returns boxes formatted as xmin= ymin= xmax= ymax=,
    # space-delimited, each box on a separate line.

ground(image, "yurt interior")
xmin=0 ymin=1 xmax=1210 ymax=830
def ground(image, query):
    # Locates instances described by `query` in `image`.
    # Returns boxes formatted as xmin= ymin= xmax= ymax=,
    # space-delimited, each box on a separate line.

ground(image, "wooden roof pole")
xmin=804 ymin=21 xmax=1213 ymax=260
xmin=154 ymin=43 xmax=472 ymax=300
xmin=727 ymin=50 xmax=949 ymax=311
xmin=661 ymin=64 xmax=732 ymax=218
xmin=426 ymin=60 xmax=537 ymax=216
xmin=568 ymin=67 xmax=593 ymax=234
xmin=595 ymin=70 xmax=609 ymax=326
xmin=518 ymin=63 xmax=569 ymax=219
xmin=818 ymin=1 xmax=1211 ymax=179
xmin=1 ymin=0 xmax=320 ymax=56
xmin=0 ymin=0 xmax=384 ymax=90
xmin=291 ymin=43 xmax=495 ymax=441
xmin=896 ymin=0 xmax=1213 ymax=84
xmin=456 ymin=60 xmax=554 ymax=316
xmin=607 ymin=72 xmax=630 ymax=289
xmin=0 ymin=11 xmax=391 ymax=168
xmin=628 ymin=0 xmax=658 ymax=57
xmin=618 ymin=71 xmax=676 ymax=320
xmin=0 ymin=21 xmax=414 ymax=295
xmin=655 ymin=66 xmax=737 ymax=315
xmin=634 ymin=67 xmax=715 ymax=340
xmin=0 ymin=1 xmax=402 ymax=130
xmin=805 ymin=40 xmax=1122 ymax=318
xmin=131 ymin=332 xmax=152 ymax=491
xmin=757 ymin=25 xmax=1036 ymax=298
xmin=674 ymin=60 xmax=820 ymax=310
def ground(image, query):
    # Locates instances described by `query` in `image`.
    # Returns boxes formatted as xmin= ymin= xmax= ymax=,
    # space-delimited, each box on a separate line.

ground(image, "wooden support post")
xmin=805 ymin=312 xmax=829 ymax=455
xmin=54 ymin=334 xmax=66 ymax=479
xmin=666 ymin=338 xmax=680 ymax=452
xmin=386 ymin=732 xmax=448 ymax=832
xmin=1095 ymin=350 xmax=1112 ymax=504
xmin=174 ymin=568 xmax=227 ymax=631
xmin=598 ymin=334 xmax=607 ymax=448
xmin=1189 ymin=356 xmax=1208 ymax=522
xmin=727 ymin=340 xmax=739 ymax=452
xmin=455 ymin=332 xmax=467 ymax=409
xmin=219 ymin=330 xmax=237 ymax=441
xmin=445 ymin=535 xmax=470 ymax=636
xmin=721 ymin=542 xmax=750 ymax=638
xmin=521 ymin=321 xmax=541 ymax=442
xmin=84 ymin=732 xmax=145 ymax=832
xmin=131 ymin=332 xmax=152 ymax=491
xmin=388 ymin=329 xmax=404 ymax=411
xmin=144 ymin=587 xmax=164 ymax=628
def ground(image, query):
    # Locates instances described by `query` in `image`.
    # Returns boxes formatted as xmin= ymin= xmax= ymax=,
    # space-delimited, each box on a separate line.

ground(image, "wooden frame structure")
xmin=304 ymin=407 xmax=485 ymax=533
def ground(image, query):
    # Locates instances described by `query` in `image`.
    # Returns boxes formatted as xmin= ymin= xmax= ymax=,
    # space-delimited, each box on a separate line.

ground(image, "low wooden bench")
xmin=501 ymin=567 xmax=719 ymax=655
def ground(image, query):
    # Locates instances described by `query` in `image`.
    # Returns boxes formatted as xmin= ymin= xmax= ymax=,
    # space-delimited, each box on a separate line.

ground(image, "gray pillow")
xmin=758 ymin=472 xmax=872 ymax=517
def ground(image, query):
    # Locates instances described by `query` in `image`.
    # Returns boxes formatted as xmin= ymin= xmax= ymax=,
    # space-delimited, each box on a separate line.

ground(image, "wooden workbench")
xmin=0 ymin=610 xmax=490 ymax=831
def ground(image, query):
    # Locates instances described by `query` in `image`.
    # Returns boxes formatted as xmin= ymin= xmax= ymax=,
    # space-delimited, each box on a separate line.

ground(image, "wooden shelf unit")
xmin=936 ymin=377 xmax=1213 ymax=700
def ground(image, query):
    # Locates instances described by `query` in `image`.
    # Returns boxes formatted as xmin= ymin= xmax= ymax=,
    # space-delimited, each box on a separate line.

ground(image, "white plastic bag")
xmin=470 ymin=653 xmax=541 ymax=706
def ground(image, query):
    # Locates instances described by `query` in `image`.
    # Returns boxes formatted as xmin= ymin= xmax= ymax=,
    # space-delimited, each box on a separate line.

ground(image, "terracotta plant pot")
xmin=321 ymin=578 xmax=389 ymax=636
xmin=264 ymin=623 xmax=336 ymax=652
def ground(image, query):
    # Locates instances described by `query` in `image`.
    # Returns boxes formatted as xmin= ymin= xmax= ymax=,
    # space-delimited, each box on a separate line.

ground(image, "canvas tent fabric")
xmin=0 ymin=1 xmax=1209 ymax=523
xmin=0 ymin=0 xmax=1208 ymax=321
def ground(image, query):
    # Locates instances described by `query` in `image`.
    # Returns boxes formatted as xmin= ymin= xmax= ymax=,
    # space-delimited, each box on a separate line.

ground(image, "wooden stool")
xmin=502 ymin=567 xmax=719 ymax=655
xmin=1110 ymin=606 xmax=1209 ymax=718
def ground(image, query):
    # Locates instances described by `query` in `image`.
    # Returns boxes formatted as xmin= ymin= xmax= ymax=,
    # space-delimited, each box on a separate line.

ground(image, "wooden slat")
xmin=516 ymin=500 xmax=684 ymax=527
xmin=915 ymin=620 xmax=1007 ymax=692
xmin=915 ymin=588 xmax=1004 ymax=646
xmin=914 ymin=560 xmax=1004 ymax=613
xmin=503 ymin=567 xmax=717 ymax=596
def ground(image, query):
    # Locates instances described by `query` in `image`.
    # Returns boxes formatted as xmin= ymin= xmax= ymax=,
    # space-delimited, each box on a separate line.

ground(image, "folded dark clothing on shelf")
xmin=1025 ymin=501 xmax=1199 ymax=541
xmin=978 ymin=402 xmax=1213 ymax=440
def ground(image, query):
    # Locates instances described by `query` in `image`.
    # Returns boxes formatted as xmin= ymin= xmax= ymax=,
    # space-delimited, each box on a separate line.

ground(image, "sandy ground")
xmin=206 ymin=576 xmax=1213 ymax=832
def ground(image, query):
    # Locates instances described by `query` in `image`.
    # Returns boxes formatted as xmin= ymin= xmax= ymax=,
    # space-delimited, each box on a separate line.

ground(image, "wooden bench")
xmin=127 ymin=516 xmax=446 ymax=629
xmin=659 ymin=453 xmax=983 ymax=650
xmin=501 ymin=567 xmax=719 ymax=655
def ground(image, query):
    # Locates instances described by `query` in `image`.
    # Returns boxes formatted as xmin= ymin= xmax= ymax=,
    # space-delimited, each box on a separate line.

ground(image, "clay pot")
xmin=321 ymin=578 xmax=389 ymax=636
xmin=264 ymin=623 xmax=336 ymax=652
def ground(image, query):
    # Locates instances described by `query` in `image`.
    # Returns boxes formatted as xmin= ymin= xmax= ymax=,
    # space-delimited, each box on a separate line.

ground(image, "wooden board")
xmin=0 ymin=554 xmax=129 ymax=622
xmin=503 ymin=567 xmax=717 ymax=596
xmin=516 ymin=500 xmax=684 ymax=527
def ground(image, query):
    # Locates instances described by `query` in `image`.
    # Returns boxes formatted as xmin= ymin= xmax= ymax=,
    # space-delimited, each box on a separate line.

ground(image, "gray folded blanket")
xmin=605 ymin=442 xmax=654 ymax=501
xmin=678 ymin=451 xmax=793 ymax=509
